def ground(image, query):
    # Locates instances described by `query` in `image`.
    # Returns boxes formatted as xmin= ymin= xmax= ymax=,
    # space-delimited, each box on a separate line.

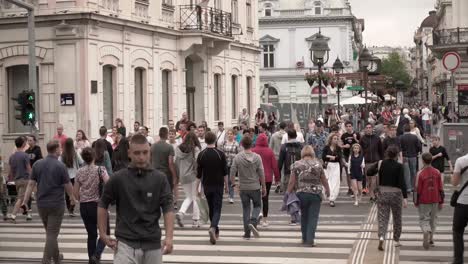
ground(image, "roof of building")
xmin=420 ymin=10 xmax=437 ymax=28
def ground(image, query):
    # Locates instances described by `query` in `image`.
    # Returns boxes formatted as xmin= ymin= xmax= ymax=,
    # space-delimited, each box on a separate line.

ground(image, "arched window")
xmin=231 ymin=75 xmax=238 ymax=119
xmin=134 ymin=67 xmax=145 ymax=124
xmin=314 ymin=1 xmax=322 ymax=15
xmin=264 ymin=3 xmax=272 ymax=16
xmin=262 ymin=84 xmax=279 ymax=103
xmin=162 ymin=69 xmax=172 ymax=125
xmin=102 ymin=65 xmax=116 ymax=129
xmin=214 ymin=73 xmax=221 ymax=121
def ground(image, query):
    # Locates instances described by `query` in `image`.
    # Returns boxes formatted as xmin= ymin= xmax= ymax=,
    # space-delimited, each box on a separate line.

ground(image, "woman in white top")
xmin=409 ymin=120 xmax=426 ymax=145
xmin=74 ymin=129 xmax=91 ymax=155
xmin=59 ymin=138 xmax=84 ymax=217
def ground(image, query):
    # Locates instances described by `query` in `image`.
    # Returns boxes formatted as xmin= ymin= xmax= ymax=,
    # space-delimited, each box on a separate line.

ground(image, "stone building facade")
xmin=0 ymin=0 xmax=260 ymax=155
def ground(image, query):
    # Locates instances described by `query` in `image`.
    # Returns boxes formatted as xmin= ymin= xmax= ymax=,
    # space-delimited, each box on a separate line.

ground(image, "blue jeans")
xmin=227 ymin=166 xmax=234 ymax=199
xmin=403 ymin=157 xmax=418 ymax=192
xmin=80 ymin=202 xmax=109 ymax=260
xmin=204 ymin=187 xmax=223 ymax=234
xmin=297 ymin=192 xmax=322 ymax=244
xmin=240 ymin=190 xmax=262 ymax=237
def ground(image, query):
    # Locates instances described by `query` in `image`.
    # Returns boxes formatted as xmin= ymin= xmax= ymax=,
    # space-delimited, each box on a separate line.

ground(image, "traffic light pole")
xmin=6 ymin=0 xmax=37 ymax=134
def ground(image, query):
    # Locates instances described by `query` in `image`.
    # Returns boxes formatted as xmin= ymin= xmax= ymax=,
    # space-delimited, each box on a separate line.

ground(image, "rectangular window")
xmin=246 ymin=77 xmax=252 ymax=115
xmin=231 ymin=75 xmax=238 ymax=119
xmin=315 ymin=7 xmax=321 ymax=15
xmin=265 ymin=8 xmax=271 ymax=16
xmin=246 ymin=0 xmax=252 ymax=27
xmin=162 ymin=70 xmax=171 ymax=125
xmin=262 ymin=44 xmax=275 ymax=68
xmin=163 ymin=0 xmax=172 ymax=5
xmin=232 ymin=0 xmax=238 ymax=23
xmin=214 ymin=74 xmax=221 ymax=121
xmin=134 ymin=68 xmax=145 ymax=124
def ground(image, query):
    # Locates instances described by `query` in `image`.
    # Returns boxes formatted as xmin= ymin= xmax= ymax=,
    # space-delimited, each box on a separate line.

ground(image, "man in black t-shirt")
xmin=429 ymin=136 xmax=453 ymax=173
xmin=92 ymin=126 xmax=113 ymax=160
xmin=341 ymin=121 xmax=360 ymax=195
xmin=197 ymin=131 xmax=228 ymax=245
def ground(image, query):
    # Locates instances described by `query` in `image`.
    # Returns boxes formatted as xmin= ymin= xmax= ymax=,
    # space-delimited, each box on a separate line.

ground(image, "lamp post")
xmin=309 ymin=30 xmax=330 ymax=115
xmin=333 ymin=57 xmax=344 ymax=114
xmin=358 ymin=47 xmax=373 ymax=116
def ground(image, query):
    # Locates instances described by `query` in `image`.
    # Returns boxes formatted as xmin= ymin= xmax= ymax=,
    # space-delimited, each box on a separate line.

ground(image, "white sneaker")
xmin=394 ymin=241 xmax=401 ymax=247
xmin=354 ymin=201 xmax=358 ymax=206
xmin=262 ymin=220 xmax=269 ymax=227
xmin=192 ymin=220 xmax=200 ymax=228
xmin=229 ymin=198 xmax=234 ymax=204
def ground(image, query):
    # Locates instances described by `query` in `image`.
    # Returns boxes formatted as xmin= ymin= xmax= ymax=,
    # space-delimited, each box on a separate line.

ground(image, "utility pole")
xmin=5 ymin=0 xmax=37 ymax=134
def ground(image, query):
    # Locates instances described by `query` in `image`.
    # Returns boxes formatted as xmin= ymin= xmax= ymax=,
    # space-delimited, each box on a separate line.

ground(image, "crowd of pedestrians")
xmin=0 ymin=102 xmax=467 ymax=264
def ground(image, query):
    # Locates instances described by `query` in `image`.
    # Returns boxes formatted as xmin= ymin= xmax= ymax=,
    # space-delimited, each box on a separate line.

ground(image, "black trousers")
xmin=262 ymin=182 xmax=272 ymax=217
xmin=65 ymin=178 xmax=75 ymax=213
xmin=453 ymin=204 xmax=468 ymax=264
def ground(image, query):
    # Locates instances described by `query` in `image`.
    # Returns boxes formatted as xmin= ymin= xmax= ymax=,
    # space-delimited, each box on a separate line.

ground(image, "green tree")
xmin=381 ymin=52 xmax=411 ymax=89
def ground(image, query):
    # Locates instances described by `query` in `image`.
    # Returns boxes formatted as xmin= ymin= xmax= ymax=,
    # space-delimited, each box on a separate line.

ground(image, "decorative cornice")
xmin=259 ymin=15 xmax=355 ymax=25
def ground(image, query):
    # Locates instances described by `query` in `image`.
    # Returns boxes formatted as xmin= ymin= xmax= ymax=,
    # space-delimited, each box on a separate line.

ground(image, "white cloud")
xmin=349 ymin=0 xmax=435 ymax=47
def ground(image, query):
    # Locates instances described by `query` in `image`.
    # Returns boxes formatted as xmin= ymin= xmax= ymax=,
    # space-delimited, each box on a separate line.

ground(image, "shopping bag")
xmin=196 ymin=195 xmax=209 ymax=224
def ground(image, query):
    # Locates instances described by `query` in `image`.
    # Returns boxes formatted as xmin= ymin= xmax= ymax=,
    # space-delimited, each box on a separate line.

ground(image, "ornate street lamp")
xmin=309 ymin=30 xmax=330 ymax=114
xmin=358 ymin=47 xmax=373 ymax=115
xmin=333 ymin=57 xmax=344 ymax=114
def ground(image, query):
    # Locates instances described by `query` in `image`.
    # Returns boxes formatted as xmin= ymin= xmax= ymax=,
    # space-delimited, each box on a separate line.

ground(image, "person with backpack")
xmin=414 ymin=152 xmax=444 ymax=250
xmin=73 ymin=147 xmax=110 ymax=264
xmin=59 ymin=138 xmax=84 ymax=217
xmin=175 ymin=132 xmax=201 ymax=228
xmin=451 ymin=152 xmax=468 ymax=264
xmin=278 ymin=129 xmax=303 ymax=194
xmin=288 ymin=145 xmax=330 ymax=247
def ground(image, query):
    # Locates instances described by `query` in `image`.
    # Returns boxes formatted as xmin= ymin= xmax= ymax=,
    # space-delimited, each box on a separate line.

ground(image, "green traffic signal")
xmin=27 ymin=112 xmax=34 ymax=120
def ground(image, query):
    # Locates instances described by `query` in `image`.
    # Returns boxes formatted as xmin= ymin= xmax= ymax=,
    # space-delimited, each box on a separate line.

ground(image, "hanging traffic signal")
xmin=12 ymin=90 xmax=35 ymax=125
xmin=23 ymin=91 xmax=35 ymax=124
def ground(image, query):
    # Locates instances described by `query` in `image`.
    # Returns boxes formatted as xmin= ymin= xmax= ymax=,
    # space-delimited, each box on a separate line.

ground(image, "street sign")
xmin=442 ymin=51 xmax=461 ymax=72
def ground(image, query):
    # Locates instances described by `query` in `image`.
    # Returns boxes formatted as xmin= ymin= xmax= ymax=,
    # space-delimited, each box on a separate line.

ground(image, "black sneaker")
xmin=242 ymin=235 xmax=251 ymax=240
xmin=274 ymin=185 xmax=281 ymax=194
xmin=378 ymin=236 xmax=384 ymax=251
xmin=347 ymin=189 xmax=353 ymax=196
xmin=175 ymin=213 xmax=184 ymax=228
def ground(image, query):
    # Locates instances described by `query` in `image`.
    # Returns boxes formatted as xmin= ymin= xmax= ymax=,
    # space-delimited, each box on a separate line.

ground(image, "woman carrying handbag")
xmin=369 ymin=145 xmax=408 ymax=251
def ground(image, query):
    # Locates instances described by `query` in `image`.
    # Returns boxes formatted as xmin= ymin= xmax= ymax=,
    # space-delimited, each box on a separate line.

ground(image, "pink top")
xmin=53 ymin=134 xmax=68 ymax=147
xmin=75 ymin=164 xmax=109 ymax=203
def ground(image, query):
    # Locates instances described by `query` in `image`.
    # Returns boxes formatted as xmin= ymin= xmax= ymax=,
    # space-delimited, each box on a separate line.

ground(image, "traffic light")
xmin=12 ymin=90 xmax=35 ymax=125
xmin=24 ymin=91 xmax=35 ymax=124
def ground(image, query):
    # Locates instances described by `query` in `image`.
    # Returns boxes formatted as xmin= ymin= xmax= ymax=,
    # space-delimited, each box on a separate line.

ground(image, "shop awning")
xmin=346 ymin=86 xmax=364 ymax=91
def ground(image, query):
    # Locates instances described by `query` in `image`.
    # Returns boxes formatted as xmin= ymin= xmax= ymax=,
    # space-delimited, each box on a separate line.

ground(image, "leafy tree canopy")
xmin=381 ymin=52 xmax=412 ymax=89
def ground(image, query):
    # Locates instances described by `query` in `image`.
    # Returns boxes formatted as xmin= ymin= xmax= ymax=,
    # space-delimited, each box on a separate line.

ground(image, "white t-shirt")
xmin=281 ymin=131 xmax=305 ymax=144
xmin=147 ymin=136 xmax=155 ymax=145
xmin=422 ymin=107 xmax=431 ymax=121
xmin=454 ymin=154 xmax=468 ymax=205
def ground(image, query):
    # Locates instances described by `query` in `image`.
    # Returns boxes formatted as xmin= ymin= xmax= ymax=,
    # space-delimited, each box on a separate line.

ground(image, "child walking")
xmin=415 ymin=152 xmax=444 ymax=250
xmin=348 ymin=144 xmax=365 ymax=206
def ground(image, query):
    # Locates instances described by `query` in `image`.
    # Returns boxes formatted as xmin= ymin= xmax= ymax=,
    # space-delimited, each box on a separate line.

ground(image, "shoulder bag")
xmin=450 ymin=166 xmax=468 ymax=207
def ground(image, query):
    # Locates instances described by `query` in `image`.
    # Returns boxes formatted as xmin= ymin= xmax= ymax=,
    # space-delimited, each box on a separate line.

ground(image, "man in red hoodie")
xmin=252 ymin=133 xmax=280 ymax=227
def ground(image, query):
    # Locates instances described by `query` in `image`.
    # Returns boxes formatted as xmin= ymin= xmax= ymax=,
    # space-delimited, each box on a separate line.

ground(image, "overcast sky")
xmin=349 ymin=0 xmax=436 ymax=47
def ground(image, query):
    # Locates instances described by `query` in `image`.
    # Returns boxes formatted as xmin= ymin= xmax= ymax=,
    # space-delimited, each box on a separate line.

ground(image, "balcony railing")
xmin=179 ymin=5 xmax=232 ymax=37
xmin=433 ymin=27 xmax=468 ymax=46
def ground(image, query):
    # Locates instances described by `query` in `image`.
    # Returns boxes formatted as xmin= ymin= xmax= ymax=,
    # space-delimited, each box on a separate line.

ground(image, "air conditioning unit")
xmin=296 ymin=61 xmax=304 ymax=68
